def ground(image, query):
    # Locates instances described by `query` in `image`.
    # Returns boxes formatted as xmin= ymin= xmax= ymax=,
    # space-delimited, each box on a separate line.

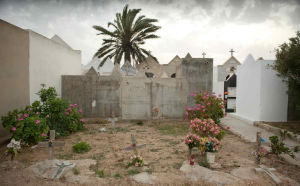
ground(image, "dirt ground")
xmin=263 ymin=121 xmax=300 ymax=135
xmin=0 ymin=121 xmax=299 ymax=186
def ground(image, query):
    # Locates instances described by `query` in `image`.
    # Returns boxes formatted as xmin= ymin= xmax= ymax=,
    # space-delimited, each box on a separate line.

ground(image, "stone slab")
xmin=130 ymin=172 xmax=157 ymax=184
xmin=230 ymin=168 xmax=258 ymax=180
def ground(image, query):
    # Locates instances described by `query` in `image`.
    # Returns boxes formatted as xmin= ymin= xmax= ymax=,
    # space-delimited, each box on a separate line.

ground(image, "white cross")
xmin=38 ymin=130 xmax=65 ymax=160
xmin=255 ymin=165 xmax=282 ymax=185
xmin=123 ymin=134 xmax=146 ymax=155
xmin=202 ymin=52 xmax=206 ymax=58
xmin=108 ymin=112 xmax=118 ymax=129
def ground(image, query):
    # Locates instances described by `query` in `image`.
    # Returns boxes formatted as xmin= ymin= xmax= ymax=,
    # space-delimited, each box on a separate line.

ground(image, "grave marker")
xmin=255 ymin=165 xmax=282 ymax=185
xmin=123 ymin=134 xmax=146 ymax=155
xmin=250 ymin=132 xmax=270 ymax=164
xmin=38 ymin=130 xmax=65 ymax=160
xmin=108 ymin=112 xmax=118 ymax=129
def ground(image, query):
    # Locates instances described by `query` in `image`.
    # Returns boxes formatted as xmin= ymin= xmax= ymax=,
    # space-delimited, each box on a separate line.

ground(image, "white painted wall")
xmin=259 ymin=60 xmax=288 ymax=121
xmin=29 ymin=30 xmax=82 ymax=103
xmin=236 ymin=54 xmax=261 ymax=121
xmin=236 ymin=54 xmax=288 ymax=122
xmin=99 ymin=58 xmax=114 ymax=76
xmin=213 ymin=81 xmax=224 ymax=99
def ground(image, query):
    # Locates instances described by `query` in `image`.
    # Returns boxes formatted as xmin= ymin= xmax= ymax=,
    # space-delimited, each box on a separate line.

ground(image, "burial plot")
xmin=255 ymin=165 xmax=282 ymax=185
xmin=38 ymin=130 xmax=65 ymax=160
xmin=250 ymin=132 xmax=270 ymax=164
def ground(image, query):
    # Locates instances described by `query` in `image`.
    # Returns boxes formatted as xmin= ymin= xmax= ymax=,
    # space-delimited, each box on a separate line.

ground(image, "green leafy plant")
xmin=1 ymin=108 xmax=49 ymax=144
xmin=216 ymin=130 xmax=226 ymax=141
xmin=72 ymin=142 xmax=91 ymax=154
xmin=269 ymin=135 xmax=295 ymax=158
xmin=128 ymin=170 xmax=139 ymax=175
xmin=186 ymin=91 xmax=226 ymax=124
xmin=113 ymin=172 xmax=122 ymax=179
xmin=72 ymin=167 xmax=80 ymax=175
xmin=96 ymin=169 xmax=105 ymax=178
xmin=199 ymin=159 xmax=210 ymax=168
xmin=136 ymin=121 xmax=143 ymax=126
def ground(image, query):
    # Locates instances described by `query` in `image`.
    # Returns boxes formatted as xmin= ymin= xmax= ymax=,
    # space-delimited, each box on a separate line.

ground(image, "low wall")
xmin=61 ymin=74 xmax=188 ymax=120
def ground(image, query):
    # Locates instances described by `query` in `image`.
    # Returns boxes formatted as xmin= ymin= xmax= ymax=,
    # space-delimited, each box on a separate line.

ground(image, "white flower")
xmin=7 ymin=139 xmax=21 ymax=150
xmin=130 ymin=156 xmax=133 ymax=160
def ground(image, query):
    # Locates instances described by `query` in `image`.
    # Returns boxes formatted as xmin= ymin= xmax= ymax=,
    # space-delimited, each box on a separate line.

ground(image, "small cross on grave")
xmin=38 ymin=130 xmax=65 ymax=160
xmin=124 ymin=60 xmax=131 ymax=76
xmin=108 ymin=112 xmax=118 ymax=130
xmin=255 ymin=165 xmax=282 ymax=185
xmin=202 ymin=52 xmax=206 ymax=58
xmin=250 ymin=132 xmax=270 ymax=164
xmin=229 ymin=48 xmax=235 ymax=56
xmin=123 ymin=134 xmax=146 ymax=155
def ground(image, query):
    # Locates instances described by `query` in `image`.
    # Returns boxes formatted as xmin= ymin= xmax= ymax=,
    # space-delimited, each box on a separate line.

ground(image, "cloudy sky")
xmin=1 ymin=0 xmax=299 ymax=66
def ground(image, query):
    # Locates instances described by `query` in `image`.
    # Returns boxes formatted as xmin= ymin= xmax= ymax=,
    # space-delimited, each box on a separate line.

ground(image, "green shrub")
xmin=216 ymin=130 xmax=226 ymax=141
xmin=36 ymin=84 xmax=85 ymax=136
xmin=113 ymin=172 xmax=122 ymax=179
xmin=72 ymin=142 xmax=91 ymax=154
xmin=1 ymin=108 xmax=49 ymax=144
xmin=96 ymin=169 xmax=105 ymax=178
xmin=269 ymin=135 xmax=295 ymax=158
xmin=186 ymin=91 xmax=226 ymax=123
xmin=136 ymin=121 xmax=143 ymax=125
xmin=72 ymin=167 xmax=80 ymax=175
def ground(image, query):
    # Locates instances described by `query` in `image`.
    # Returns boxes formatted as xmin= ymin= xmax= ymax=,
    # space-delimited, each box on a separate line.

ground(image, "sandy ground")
xmin=0 ymin=121 xmax=299 ymax=186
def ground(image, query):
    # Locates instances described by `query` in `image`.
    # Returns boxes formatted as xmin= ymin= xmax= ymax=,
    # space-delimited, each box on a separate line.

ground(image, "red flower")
xmin=227 ymin=127 xmax=230 ymax=129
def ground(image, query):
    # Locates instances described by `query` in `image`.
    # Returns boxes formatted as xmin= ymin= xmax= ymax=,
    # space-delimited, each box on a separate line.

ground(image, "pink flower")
xmin=67 ymin=108 xmax=72 ymax=112
xmin=35 ymin=120 xmax=40 ymax=124
xmin=24 ymin=114 xmax=29 ymax=118
xmin=227 ymin=126 xmax=230 ymax=129
xmin=185 ymin=119 xmax=188 ymax=121
xmin=74 ymin=104 xmax=77 ymax=106
xmin=203 ymin=96 xmax=206 ymax=99
xmin=65 ymin=112 xmax=69 ymax=115
xmin=224 ymin=100 xmax=227 ymax=103
xmin=78 ymin=110 xmax=82 ymax=113
xmin=19 ymin=117 xmax=23 ymax=121
xmin=190 ymin=94 xmax=194 ymax=97
xmin=194 ymin=90 xmax=197 ymax=93
xmin=46 ymin=115 xmax=49 ymax=118
xmin=212 ymin=92 xmax=215 ymax=94
xmin=193 ymin=94 xmax=197 ymax=96
xmin=42 ymin=133 xmax=47 ymax=137
xmin=185 ymin=113 xmax=188 ymax=115
xmin=207 ymin=103 xmax=210 ymax=105
xmin=135 ymin=163 xmax=138 ymax=167
xmin=185 ymin=106 xmax=189 ymax=109
xmin=70 ymin=104 xmax=74 ymax=107
xmin=218 ymin=94 xmax=222 ymax=97
xmin=36 ymin=112 xmax=40 ymax=115
xmin=27 ymin=108 xmax=32 ymax=111
xmin=203 ymin=109 xmax=205 ymax=112
xmin=73 ymin=121 xmax=75 ymax=124
xmin=202 ymin=105 xmax=205 ymax=108
xmin=225 ymin=113 xmax=227 ymax=117
xmin=221 ymin=105 xmax=225 ymax=108
xmin=12 ymin=127 xmax=16 ymax=131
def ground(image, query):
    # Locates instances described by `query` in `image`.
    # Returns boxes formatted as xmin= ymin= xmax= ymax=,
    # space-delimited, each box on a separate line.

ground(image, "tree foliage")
xmin=93 ymin=4 xmax=161 ymax=66
xmin=273 ymin=31 xmax=300 ymax=113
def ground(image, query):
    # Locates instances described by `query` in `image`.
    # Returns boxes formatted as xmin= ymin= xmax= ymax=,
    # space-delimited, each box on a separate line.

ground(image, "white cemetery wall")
xmin=99 ymin=58 xmax=114 ymax=76
xmin=259 ymin=60 xmax=288 ymax=121
xmin=213 ymin=82 xmax=224 ymax=99
xmin=236 ymin=55 xmax=261 ymax=121
xmin=28 ymin=30 xmax=82 ymax=104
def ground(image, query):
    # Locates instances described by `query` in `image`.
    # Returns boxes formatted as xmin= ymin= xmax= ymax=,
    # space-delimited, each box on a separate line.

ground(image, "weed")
xmin=58 ymin=153 xmax=73 ymax=160
xmin=169 ymin=141 xmax=180 ymax=146
xmin=174 ymin=150 xmax=179 ymax=154
xmin=72 ymin=167 xmax=80 ymax=175
xmin=226 ymin=154 xmax=231 ymax=156
xmin=173 ymin=163 xmax=182 ymax=169
xmin=199 ymin=160 xmax=210 ymax=168
xmin=96 ymin=169 xmax=105 ymax=178
xmin=166 ymin=156 xmax=172 ymax=159
xmin=152 ymin=123 xmax=189 ymax=136
xmin=72 ymin=142 xmax=91 ymax=154
xmin=113 ymin=172 xmax=122 ymax=179
xmin=150 ymin=148 xmax=161 ymax=152
xmin=218 ymin=157 xmax=222 ymax=159
xmin=127 ymin=170 xmax=139 ymax=175
xmin=136 ymin=130 xmax=147 ymax=133
xmin=136 ymin=121 xmax=143 ymax=126
xmin=90 ymin=153 xmax=105 ymax=160
xmin=146 ymin=169 xmax=153 ymax=174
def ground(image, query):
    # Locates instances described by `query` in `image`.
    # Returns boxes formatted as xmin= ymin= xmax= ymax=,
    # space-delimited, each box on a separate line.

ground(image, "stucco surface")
xmin=0 ymin=20 xmax=30 ymax=138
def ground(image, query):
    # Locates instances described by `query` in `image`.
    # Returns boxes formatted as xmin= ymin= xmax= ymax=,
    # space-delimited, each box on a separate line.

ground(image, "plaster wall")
xmin=236 ymin=55 xmax=261 ymax=121
xmin=181 ymin=58 xmax=213 ymax=107
xmin=29 ymin=30 xmax=82 ymax=103
xmin=213 ymin=82 xmax=224 ymax=99
xmin=218 ymin=57 xmax=240 ymax=82
xmin=259 ymin=60 xmax=288 ymax=121
xmin=0 ymin=20 xmax=30 ymax=138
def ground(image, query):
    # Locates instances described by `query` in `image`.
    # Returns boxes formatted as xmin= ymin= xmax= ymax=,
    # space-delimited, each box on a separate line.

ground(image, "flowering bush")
xmin=190 ymin=118 xmax=220 ymax=138
xmin=128 ymin=154 xmax=145 ymax=167
xmin=153 ymin=106 xmax=160 ymax=116
xmin=5 ymin=139 xmax=21 ymax=161
xmin=204 ymin=137 xmax=222 ymax=153
xmin=186 ymin=91 xmax=226 ymax=123
xmin=1 ymin=108 xmax=49 ymax=144
xmin=184 ymin=132 xmax=201 ymax=149
xmin=36 ymin=84 xmax=85 ymax=136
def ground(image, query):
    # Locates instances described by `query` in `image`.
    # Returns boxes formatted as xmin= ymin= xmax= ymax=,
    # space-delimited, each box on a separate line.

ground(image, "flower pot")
xmin=206 ymin=152 xmax=215 ymax=163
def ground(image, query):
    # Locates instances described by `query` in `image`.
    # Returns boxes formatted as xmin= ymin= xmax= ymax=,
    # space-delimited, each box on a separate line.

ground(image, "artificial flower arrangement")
xmin=204 ymin=137 xmax=222 ymax=153
xmin=224 ymin=91 xmax=229 ymax=95
xmin=4 ymin=139 xmax=21 ymax=161
xmin=128 ymin=154 xmax=145 ymax=167
xmin=184 ymin=132 xmax=201 ymax=149
xmin=152 ymin=106 xmax=160 ymax=116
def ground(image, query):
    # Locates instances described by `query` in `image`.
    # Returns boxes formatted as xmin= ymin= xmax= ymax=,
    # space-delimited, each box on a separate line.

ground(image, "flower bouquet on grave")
xmin=128 ymin=154 xmax=145 ymax=167
xmin=4 ymin=139 xmax=21 ymax=161
xmin=184 ymin=132 xmax=201 ymax=160
xmin=204 ymin=137 xmax=221 ymax=163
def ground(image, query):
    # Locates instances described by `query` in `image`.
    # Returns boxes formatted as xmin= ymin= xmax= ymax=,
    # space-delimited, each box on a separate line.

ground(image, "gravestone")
xmin=123 ymin=134 xmax=146 ymax=155
xmin=108 ymin=112 xmax=118 ymax=129
xmin=38 ymin=130 xmax=65 ymax=160
xmin=255 ymin=165 xmax=282 ymax=185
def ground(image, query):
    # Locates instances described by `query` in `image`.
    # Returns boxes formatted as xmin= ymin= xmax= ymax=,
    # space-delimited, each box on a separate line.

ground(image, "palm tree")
xmin=93 ymin=5 xmax=161 ymax=66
